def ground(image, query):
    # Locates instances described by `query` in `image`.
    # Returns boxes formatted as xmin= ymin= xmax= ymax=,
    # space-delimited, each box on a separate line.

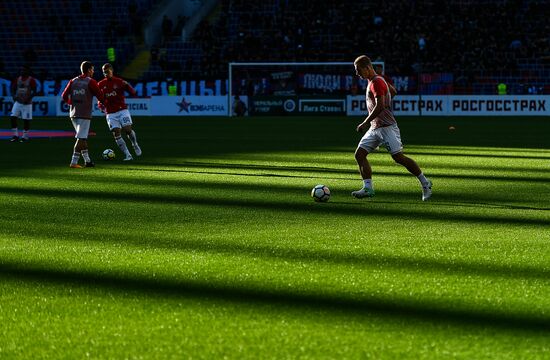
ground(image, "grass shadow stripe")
xmin=0 ymin=186 xmax=548 ymax=227
xmin=1 ymin=262 xmax=550 ymax=332
xmin=118 ymin=165 xmax=550 ymax=184
xmin=5 ymin=221 xmax=550 ymax=283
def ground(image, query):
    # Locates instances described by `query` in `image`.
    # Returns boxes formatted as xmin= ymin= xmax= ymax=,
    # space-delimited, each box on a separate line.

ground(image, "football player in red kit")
xmin=61 ymin=61 xmax=105 ymax=168
xmin=98 ymin=63 xmax=142 ymax=161
xmin=353 ymin=55 xmax=432 ymax=201
xmin=9 ymin=66 xmax=37 ymax=142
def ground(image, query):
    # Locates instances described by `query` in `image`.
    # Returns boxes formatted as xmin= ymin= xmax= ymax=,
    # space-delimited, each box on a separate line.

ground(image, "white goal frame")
xmin=228 ymin=61 xmax=384 ymax=116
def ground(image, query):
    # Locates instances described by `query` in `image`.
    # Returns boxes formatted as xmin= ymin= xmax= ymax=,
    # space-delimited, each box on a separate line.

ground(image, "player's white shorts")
xmin=71 ymin=118 xmax=91 ymax=139
xmin=10 ymin=102 xmax=32 ymax=120
xmin=106 ymin=109 xmax=133 ymax=130
xmin=358 ymin=123 xmax=404 ymax=155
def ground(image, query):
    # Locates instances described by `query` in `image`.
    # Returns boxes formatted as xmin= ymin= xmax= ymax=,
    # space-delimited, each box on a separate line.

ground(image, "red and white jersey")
xmin=11 ymin=76 xmax=37 ymax=104
xmin=366 ymin=75 xmax=396 ymax=129
xmin=61 ymin=75 xmax=104 ymax=119
xmin=380 ymin=73 xmax=394 ymax=87
xmin=97 ymin=76 xmax=137 ymax=114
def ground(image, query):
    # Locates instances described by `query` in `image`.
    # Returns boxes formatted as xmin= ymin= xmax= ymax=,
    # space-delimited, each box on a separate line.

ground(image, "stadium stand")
xmin=0 ymin=0 xmax=160 ymax=81
xmin=1 ymin=0 xmax=548 ymax=94
xmin=141 ymin=0 xmax=548 ymax=94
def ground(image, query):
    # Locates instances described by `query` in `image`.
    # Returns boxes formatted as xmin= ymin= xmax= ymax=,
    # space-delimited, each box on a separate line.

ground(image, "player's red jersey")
xmin=97 ymin=76 xmax=137 ymax=114
xmin=366 ymin=75 xmax=396 ymax=129
xmin=380 ymin=73 xmax=394 ymax=87
xmin=11 ymin=76 xmax=37 ymax=104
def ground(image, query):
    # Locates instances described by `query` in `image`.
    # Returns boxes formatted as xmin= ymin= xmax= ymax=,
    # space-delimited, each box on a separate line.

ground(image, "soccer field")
xmin=1 ymin=115 xmax=549 ymax=359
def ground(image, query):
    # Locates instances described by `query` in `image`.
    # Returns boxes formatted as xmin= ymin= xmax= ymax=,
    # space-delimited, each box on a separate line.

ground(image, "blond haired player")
xmin=352 ymin=55 xmax=432 ymax=201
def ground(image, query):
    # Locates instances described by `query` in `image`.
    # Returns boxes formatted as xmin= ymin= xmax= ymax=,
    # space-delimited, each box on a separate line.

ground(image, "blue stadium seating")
xmin=0 ymin=0 xmax=159 ymax=80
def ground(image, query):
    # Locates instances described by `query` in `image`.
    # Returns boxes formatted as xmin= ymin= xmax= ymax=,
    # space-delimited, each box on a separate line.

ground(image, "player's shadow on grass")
xmin=1 ymin=261 xmax=550 ymax=333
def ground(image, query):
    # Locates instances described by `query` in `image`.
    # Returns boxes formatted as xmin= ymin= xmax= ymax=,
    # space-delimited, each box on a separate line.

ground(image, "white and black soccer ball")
xmin=102 ymin=148 xmax=115 ymax=161
xmin=311 ymin=184 xmax=330 ymax=202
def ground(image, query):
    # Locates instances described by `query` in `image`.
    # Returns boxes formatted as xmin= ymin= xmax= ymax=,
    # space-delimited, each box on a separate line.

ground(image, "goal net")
xmin=228 ymin=61 xmax=384 ymax=116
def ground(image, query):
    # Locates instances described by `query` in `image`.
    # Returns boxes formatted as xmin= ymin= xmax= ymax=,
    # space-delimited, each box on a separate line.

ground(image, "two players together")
xmin=61 ymin=61 xmax=142 ymax=168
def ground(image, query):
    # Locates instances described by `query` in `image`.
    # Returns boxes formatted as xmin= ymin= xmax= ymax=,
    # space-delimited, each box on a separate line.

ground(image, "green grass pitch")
xmin=1 ymin=115 xmax=549 ymax=359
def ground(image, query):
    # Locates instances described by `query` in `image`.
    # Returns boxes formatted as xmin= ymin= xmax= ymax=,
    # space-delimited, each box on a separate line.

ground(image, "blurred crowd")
xmin=174 ymin=0 xmax=549 ymax=78
xmin=2 ymin=0 xmax=547 ymax=94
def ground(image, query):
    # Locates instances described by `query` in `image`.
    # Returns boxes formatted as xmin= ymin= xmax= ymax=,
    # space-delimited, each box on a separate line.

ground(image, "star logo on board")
xmin=177 ymin=97 xmax=192 ymax=113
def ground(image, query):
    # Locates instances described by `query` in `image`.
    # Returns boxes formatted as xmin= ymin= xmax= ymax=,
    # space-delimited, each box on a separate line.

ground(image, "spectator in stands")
xmin=105 ymin=16 xmax=118 ymax=45
xmin=22 ymin=48 xmax=37 ymax=67
xmin=497 ymin=83 xmax=507 ymax=95
xmin=80 ymin=0 xmax=92 ymax=14
xmin=158 ymin=48 xmax=168 ymax=71
xmin=8 ymin=66 xmax=37 ymax=142
xmin=128 ymin=1 xmax=143 ymax=41
xmin=510 ymin=39 xmax=522 ymax=50
xmin=161 ymin=15 xmax=173 ymax=44
xmin=174 ymin=15 xmax=188 ymax=37
xmin=184 ymin=58 xmax=194 ymax=75
xmin=0 ymin=58 xmax=10 ymax=80
xmin=150 ymin=47 xmax=159 ymax=64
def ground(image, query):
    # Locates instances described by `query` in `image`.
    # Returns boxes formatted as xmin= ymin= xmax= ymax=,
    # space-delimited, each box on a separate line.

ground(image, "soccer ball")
xmin=102 ymin=148 xmax=115 ymax=160
xmin=311 ymin=184 xmax=330 ymax=202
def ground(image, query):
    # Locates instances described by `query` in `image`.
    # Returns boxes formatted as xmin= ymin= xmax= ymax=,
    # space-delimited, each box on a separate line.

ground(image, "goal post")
xmin=228 ymin=61 xmax=384 ymax=116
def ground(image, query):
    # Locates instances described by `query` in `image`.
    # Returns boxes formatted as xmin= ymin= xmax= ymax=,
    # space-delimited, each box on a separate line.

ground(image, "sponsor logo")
xmin=299 ymin=99 xmax=345 ymax=113
xmin=251 ymin=99 xmax=282 ymax=113
xmin=302 ymin=74 xmax=348 ymax=92
xmin=176 ymin=97 xmax=225 ymax=113
xmin=0 ymin=97 xmax=50 ymax=115
xmin=284 ymin=99 xmax=296 ymax=112
xmin=451 ymin=99 xmax=546 ymax=112
xmin=350 ymin=99 xmax=443 ymax=112
xmin=0 ymin=97 xmax=12 ymax=114
xmin=72 ymin=89 xmax=86 ymax=96
xmin=393 ymin=99 xmax=444 ymax=112
xmin=348 ymin=96 xmax=549 ymax=116
xmin=127 ymin=103 xmax=148 ymax=110
xmin=177 ymin=97 xmax=192 ymax=113
xmin=105 ymin=91 xmax=117 ymax=98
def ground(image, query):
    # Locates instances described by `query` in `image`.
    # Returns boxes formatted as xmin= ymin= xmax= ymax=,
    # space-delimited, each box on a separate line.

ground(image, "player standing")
xmin=9 ymin=66 xmax=37 ymax=142
xmin=61 ymin=61 xmax=105 ymax=168
xmin=352 ymin=55 xmax=432 ymax=201
xmin=97 ymin=63 xmax=142 ymax=161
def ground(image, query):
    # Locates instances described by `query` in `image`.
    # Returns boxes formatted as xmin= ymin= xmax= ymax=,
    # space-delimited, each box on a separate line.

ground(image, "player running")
xmin=352 ymin=55 xmax=432 ymax=201
xmin=61 ymin=61 xmax=105 ymax=168
xmin=98 ymin=63 xmax=142 ymax=161
xmin=9 ymin=66 xmax=37 ymax=142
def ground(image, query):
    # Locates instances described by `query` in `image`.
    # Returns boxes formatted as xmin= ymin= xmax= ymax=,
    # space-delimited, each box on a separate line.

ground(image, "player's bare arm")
xmin=124 ymin=81 xmax=137 ymax=97
xmin=61 ymin=80 xmax=72 ymax=105
xmin=356 ymin=95 xmax=384 ymax=132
